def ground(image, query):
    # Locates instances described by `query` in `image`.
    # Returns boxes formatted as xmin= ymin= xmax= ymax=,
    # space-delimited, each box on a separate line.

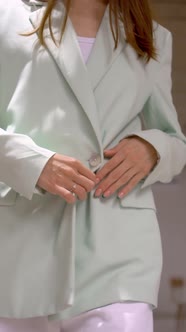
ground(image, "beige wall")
xmin=152 ymin=0 xmax=186 ymax=134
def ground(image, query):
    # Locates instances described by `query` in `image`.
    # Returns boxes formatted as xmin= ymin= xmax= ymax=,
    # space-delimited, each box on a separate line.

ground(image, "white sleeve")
xmin=0 ymin=129 xmax=55 ymax=200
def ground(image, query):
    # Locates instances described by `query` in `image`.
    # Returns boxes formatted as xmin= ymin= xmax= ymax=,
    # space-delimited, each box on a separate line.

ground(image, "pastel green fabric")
xmin=0 ymin=0 xmax=185 ymax=320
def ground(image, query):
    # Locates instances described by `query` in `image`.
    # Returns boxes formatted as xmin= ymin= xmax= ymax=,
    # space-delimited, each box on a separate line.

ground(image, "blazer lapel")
xmin=87 ymin=6 xmax=126 ymax=90
xmin=29 ymin=3 xmax=126 ymax=148
xmin=29 ymin=2 xmax=103 ymax=149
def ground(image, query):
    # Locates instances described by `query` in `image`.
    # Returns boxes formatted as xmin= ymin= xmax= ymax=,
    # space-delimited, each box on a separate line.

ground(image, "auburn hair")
xmin=29 ymin=0 xmax=156 ymax=62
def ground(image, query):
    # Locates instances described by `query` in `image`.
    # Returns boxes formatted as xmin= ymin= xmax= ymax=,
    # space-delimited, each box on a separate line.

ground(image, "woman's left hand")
xmin=94 ymin=136 xmax=159 ymax=199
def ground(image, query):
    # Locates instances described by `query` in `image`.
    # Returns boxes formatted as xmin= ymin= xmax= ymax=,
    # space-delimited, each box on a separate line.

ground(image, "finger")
xmin=104 ymin=147 xmax=119 ymax=155
xmin=117 ymin=173 xmax=144 ymax=198
xmin=68 ymin=182 xmax=87 ymax=201
xmin=74 ymin=174 xmax=96 ymax=193
xmin=56 ymin=167 xmax=95 ymax=193
xmin=56 ymin=156 xmax=96 ymax=182
xmin=53 ymin=185 xmax=77 ymax=204
xmin=101 ymin=167 xmax=136 ymax=198
xmin=94 ymin=161 xmax=133 ymax=197
xmin=104 ymin=150 xmax=116 ymax=158
xmin=50 ymin=173 xmax=88 ymax=200
xmin=76 ymin=161 xmax=97 ymax=182
xmin=55 ymin=177 xmax=88 ymax=201
xmin=95 ymin=152 xmax=126 ymax=182
xmin=104 ymin=139 xmax=128 ymax=154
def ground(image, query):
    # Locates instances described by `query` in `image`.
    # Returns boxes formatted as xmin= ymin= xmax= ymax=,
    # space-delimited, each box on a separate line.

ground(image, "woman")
xmin=0 ymin=0 xmax=185 ymax=331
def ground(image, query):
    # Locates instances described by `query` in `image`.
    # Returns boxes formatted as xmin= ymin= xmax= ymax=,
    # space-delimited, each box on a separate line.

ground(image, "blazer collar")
xmin=86 ymin=7 xmax=126 ymax=89
xmin=29 ymin=2 xmax=125 ymax=147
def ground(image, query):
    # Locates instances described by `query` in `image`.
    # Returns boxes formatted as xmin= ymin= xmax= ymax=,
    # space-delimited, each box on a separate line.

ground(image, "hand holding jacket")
xmin=95 ymin=136 xmax=159 ymax=198
xmin=37 ymin=153 xmax=96 ymax=203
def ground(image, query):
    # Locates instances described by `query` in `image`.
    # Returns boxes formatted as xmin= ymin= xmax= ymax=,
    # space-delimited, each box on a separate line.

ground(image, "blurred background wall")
xmin=152 ymin=0 xmax=186 ymax=133
xmin=151 ymin=1 xmax=186 ymax=331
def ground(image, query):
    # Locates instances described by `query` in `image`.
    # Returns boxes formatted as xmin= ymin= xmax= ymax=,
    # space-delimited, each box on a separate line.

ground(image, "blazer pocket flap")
xmin=0 ymin=182 xmax=17 ymax=206
xmin=119 ymin=183 xmax=156 ymax=210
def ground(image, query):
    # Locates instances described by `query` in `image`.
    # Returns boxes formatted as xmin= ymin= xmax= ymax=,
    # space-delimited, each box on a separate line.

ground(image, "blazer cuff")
xmin=19 ymin=149 xmax=56 ymax=200
xmin=125 ymin=129 xmax=167 ymax=188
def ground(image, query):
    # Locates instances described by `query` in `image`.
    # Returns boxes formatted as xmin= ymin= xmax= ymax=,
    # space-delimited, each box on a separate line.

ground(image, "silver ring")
xmin=71 ymin=184 xmax=77 ymax=193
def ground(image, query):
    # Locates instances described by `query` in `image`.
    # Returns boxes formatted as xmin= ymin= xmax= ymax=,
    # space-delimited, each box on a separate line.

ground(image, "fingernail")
xmin=118 ymin=192 xmax=125 ymax=198
xmin=95 ymin=189 xmax=102 ymax=197
xmin=103 ymin=191 xmax=111 ymax=198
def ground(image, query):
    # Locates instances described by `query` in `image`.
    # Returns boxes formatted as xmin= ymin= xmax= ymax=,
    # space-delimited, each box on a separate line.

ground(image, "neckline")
xmin=77 ymin=36 xmax=96 ymax=42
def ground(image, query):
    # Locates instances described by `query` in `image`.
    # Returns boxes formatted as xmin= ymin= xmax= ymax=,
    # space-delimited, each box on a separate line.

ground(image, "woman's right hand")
xmin=37 ymin=153 xmax=96 ymax=204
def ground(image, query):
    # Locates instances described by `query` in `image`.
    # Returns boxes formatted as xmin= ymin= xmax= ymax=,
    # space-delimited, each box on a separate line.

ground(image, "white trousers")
xmin=0 ymin=303 xmax=153 ymax=332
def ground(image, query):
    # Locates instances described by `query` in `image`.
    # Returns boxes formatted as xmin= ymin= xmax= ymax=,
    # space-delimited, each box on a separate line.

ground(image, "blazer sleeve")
xmin=129 ymin=31 xmax=186 ymax=188
xmin=0 ymin=129 xmax=55 ymax=200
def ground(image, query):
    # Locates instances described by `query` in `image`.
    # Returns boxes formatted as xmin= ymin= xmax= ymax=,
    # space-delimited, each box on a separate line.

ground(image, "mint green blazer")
xmin=0 ymin=0 xmax=185 ymax=320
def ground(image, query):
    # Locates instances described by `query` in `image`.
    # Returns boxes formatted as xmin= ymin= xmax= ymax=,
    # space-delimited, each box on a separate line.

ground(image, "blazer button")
xmin=89 ymin=154 xmax=101 ymax=167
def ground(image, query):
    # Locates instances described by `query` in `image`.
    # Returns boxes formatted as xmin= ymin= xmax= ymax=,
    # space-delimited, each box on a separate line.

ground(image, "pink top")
xmin=77 ymin=36 xmax=95 ymax=63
